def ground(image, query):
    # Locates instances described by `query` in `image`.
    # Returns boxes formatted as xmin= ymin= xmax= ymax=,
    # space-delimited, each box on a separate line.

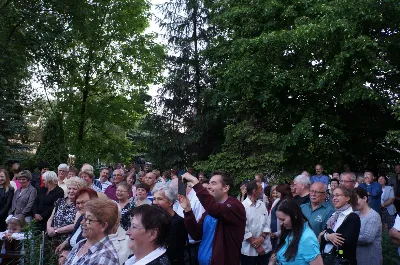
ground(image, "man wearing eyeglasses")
xmin=301 ymin=182 xmax=335 ymax=237
xmin=339 ymin=172 xmax=357 ymax=189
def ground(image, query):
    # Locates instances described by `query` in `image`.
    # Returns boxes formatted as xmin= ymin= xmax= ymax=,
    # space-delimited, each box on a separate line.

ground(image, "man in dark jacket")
xmin=179 ymin=171 xmax=246 ymax=265
xmin=31 ymin=162 xmax=49 ymax=191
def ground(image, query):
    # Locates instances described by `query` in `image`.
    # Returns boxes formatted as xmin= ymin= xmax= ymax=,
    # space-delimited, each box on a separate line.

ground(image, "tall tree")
xmin=35 ymin=113 xmax=68 ymax=169
xmin=32 ymin=0 xmax=164 ymax=164
xmin=0 ymin=0 xmax=44 ymax=164
xmin=138 ymin=0 xmax=225 ymax=169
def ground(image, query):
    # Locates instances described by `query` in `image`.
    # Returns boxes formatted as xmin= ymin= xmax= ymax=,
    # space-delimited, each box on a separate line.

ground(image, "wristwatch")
xmin=55 ymin=229 xmax=58 ymax=234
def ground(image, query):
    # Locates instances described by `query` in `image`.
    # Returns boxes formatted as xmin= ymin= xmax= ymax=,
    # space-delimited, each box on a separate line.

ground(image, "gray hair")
xmin=65 ymin=177 xmax=87 ymax=189
xmin=294 ymin=174 xmax=311 ymax=187
xmin=43 ymin=171 xmax=59 ymax=185
xmin=340 ymin=172 xmax=356 ymax=181
xmin=152 ymin=183 xmax=177 ymax=204
xmin=81 ymin=164 xmax=94 ymax=174
xmin=58 ymin=164 xmax=69 ymax=171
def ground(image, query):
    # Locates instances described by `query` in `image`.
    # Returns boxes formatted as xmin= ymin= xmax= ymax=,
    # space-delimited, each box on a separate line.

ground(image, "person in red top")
xmin=178 ymin=171 xmax=246 ymax=265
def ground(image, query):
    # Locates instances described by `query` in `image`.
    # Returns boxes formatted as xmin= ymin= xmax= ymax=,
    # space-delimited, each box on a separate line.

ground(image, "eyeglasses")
xmin=340 ymin=180 xmax=354 ymax=183
xmin=310 ymin=190 xmax=326 ymax=194
xmin=116 ymin=190 xmax=128 ymax=193
xmin=82 ymin=216 xmax=100 ymax=225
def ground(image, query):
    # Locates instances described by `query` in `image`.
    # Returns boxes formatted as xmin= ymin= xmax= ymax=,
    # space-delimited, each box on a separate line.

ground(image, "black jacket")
xmin=32 ymin=186 xmax=64 ymax=231
xmin=0 ymin=187 xmax=14 ymax=231
xmin=320 ymin=212 xmax=361 ymax=265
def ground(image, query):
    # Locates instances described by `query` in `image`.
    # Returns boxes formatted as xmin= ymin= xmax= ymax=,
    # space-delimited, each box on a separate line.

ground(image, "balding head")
xmin=310 ymin=182 xmax=327 ymax=206
xmin=145 ymin=172 xmax=157 ymax=189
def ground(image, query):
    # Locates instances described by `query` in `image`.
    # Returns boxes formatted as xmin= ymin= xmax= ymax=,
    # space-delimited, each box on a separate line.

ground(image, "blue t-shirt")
xmin=276 ymin=223 xmax=320 ymax=265
xmin=198 ymin=215 xmax=217 ymax=265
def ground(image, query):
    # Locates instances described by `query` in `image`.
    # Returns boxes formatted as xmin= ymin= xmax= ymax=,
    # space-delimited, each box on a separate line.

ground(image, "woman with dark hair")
xmin=134 ymin=183 xmax=152 ymax=206
xmin=320 ymin=186 xmax=360 ymax=265
xmin=125 ymin=205 xmax=172 ymax=265
xmin=0 ymin=169 xmax=14 ymax=231
xmin=237 ymin=181 xmax=248 ymax=202
xmin=378 ymin=175 xmax=396 ymax=229
xmin=268 ymin=199 xmax=323 ymax=265
xmin=270 ymin=184 xmax=292 ymax=249
xmin=354 ymin=187 xmax=382 ymax=265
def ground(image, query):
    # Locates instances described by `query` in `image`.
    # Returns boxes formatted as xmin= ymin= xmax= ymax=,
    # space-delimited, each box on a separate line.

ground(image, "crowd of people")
xmin=0 ymin=162 xmax=399 ymax=265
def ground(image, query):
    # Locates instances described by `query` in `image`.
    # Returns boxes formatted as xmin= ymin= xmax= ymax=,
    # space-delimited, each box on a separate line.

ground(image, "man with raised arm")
xmin=178 ymin=171 xmax=245 ymax=265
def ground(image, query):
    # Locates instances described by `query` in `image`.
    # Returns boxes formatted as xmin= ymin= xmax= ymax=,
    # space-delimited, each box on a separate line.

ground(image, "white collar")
xmin=243 ymin=197 xmax=261 ymax=207
xmin=125 ymin=247 xmax=166 ymax=265
xmin=339 ymin=207 xmax=353 ymax=217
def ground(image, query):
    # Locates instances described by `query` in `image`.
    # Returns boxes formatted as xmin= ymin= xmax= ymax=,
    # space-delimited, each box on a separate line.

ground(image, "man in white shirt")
xmin=241 ymin=180 xmax=271 ymax=265
xmin=99 ymin=168 xmax=112 ymax=192
xmin=389 ymin=214 xmax=400 ymax=257
xmin=171 ymin=179 xmax=205 ymax=265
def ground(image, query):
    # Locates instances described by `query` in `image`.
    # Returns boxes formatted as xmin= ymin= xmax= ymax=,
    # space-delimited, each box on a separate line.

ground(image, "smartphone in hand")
xmin=178 ymin=176 xmax=187 ymax=196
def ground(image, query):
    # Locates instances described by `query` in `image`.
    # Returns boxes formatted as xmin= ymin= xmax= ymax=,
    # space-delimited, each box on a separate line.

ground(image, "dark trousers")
xmin=184 ymin=243 xmax=200 ymax=265
xmin=240 ymin=253 xmax=271 ymax=265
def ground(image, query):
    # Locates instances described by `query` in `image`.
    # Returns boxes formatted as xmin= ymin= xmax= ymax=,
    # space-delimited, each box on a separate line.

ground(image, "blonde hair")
xmin=85 ymin=198 xmax=119 ymax=235
xmin=0 ymin=168 xmax=11 ymax=192
xmin=66 ymin=177 xmax=88 ymax=189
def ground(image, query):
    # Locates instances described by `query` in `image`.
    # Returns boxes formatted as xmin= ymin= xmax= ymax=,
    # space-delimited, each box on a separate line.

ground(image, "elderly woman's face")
xmin=137 ymin=188 xmax=147 ymax=200
xmin=127 ymin=215 xmax=149 ymax=255
xmin=67 ymin=185 xmax=79 ymax=199
xmin=153 ymin=191 xmax=172 ymax=210
xmin=67 ymin=171 xmax=75 ymax=179
xmin=18 ymin=177 xmax=28 ymax=188
xmin=116 ymin=186 xmax=130 ymax=201
xmin=81 ymin=210 xmax=104 ymax=240
xmin=81 ymin=173 xmax=92 ymax=185
xmin=75 ymin=193 xmax=91 ymax=214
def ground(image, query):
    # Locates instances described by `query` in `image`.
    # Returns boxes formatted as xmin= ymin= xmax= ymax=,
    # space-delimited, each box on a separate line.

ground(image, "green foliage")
xmin=195 ymin=120 xmax=285 ymax=183
xmin=382 ymin=231 xmax=399 ymax=265
xmin=0 ymin=0 xmax=39 ymax=164
xmin=22 ymin=221 xmax=58 ymax=265
xmin=35 ymin=113 xmax=68 ymax=170
xmin=28 ymin=0 xmax=165 ymax=165
xmin=195 ymin=0 xmax=400 ymax=178
xmin=136 ymin=0 xmax=225 ymax=170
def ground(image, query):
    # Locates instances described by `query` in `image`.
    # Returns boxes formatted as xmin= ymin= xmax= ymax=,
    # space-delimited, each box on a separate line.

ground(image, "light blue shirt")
xmin=310 ymin=175 xmax=329 ymax=186
xmin=198 ymin=215 xmax=217 ymax=265
xmin=276 ymin=223 xmax=320 ymax=265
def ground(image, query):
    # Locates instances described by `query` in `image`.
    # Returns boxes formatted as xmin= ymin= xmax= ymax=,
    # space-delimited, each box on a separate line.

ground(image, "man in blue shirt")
xmin=301 ymin=182 xmax=334 ymax=236
xmin=358 ymin=171 xmax=382 ymax=214
xmin=310 ymin=164 xmax=329 ymax=186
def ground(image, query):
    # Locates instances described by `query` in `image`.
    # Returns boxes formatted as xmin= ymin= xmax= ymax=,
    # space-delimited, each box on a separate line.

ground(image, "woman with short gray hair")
xmin=9 ymin=170 xmax=37 ymax=222
xmin=152 ymin=183 xmax=187 ymax=265
xmin=32 ymin=171 xmax=65 ymax=231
